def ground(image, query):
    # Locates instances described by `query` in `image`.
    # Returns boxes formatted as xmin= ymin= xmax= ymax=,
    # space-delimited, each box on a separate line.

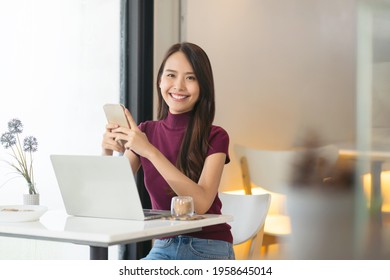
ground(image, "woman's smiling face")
xmin=159 ymin=51 xmax=200 ymax=114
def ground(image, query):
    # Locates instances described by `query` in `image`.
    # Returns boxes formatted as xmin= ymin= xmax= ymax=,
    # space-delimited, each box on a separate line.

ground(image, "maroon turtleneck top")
xmin=138 ymin=111 xmax=233 ymax=243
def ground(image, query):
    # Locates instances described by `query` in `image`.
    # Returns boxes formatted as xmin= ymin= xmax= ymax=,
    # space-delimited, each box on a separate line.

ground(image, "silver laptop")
xmin=50 ymin=155 xmax=170 ymax=221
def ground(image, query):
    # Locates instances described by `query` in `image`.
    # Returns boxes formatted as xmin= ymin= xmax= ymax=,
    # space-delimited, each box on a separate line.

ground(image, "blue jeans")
xmin=142 ymin=236 xmax=235 ymax=260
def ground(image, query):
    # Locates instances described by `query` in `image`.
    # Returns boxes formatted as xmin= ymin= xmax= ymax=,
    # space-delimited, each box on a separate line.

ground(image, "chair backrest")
xmin=219 ymin=192 xmax=271 ymax=245
xmin=234 ymin=144 xmax=339 ymax=194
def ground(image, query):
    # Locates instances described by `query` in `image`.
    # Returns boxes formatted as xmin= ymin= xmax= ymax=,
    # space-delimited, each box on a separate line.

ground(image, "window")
xmin=0 ymin=0 xmax=121 ymax=259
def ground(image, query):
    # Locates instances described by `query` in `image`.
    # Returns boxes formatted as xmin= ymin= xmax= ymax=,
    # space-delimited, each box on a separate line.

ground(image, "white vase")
xmin=286 ymin=188 xmax=355 ymax=259
xmin=23 ymin=193 xmax=40 ymax=205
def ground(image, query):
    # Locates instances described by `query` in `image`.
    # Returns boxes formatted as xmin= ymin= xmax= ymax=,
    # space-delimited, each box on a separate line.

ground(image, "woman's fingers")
xmin=109 ymin=108 xmax=139 ymax=142
xmin=105 ymin=123 xmax=119 ymax=132
xmin=103 ymin=125 xmax=127 ymax=152
xmin=104 ymin=143 xmax=125 ymax=153
xmin=105 ymin=108 xmax=146 ymax=154
xmin=124 ymin=109 xmax=139 ymax=131
xmin=102 ymin=134 xmax=125 ymax=153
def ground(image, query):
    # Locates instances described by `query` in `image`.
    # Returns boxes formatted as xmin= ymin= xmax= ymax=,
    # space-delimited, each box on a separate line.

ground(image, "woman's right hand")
xmin=101 ymin=123 xmax=126 ymax=155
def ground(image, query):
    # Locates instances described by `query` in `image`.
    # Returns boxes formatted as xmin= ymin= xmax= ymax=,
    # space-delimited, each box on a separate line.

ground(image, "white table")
xmin=0 ymin=209 xmax=232 ymax=259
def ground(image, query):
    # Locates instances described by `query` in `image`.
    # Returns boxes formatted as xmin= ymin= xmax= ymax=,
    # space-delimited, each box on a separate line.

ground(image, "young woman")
xmin=102 ymin=42 xmax=234 ymax=260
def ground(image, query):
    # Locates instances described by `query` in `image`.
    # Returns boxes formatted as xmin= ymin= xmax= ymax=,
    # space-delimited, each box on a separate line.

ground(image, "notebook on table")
xmin=50 ymin=155 xmax=170 ymax=221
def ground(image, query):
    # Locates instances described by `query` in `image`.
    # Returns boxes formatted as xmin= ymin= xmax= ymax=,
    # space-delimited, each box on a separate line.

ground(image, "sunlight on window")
xmin=0 ymin=0 xmax=121 ymax=259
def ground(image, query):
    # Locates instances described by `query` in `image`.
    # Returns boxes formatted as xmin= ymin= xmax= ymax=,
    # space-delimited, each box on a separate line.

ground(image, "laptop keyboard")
xmin=143 ymin=209 xmax=171 ymax=220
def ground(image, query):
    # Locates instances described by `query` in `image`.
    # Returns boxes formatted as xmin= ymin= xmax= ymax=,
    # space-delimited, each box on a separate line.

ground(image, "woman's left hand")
xmin=111 ymin=109 xmax=154 ymax=158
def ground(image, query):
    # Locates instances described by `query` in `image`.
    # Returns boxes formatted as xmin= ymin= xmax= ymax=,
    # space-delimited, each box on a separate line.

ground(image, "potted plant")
xmin=1 ymin=118 xmax=39 ymax=205
xmin=286 ymin=134 xmax=356 ymax=259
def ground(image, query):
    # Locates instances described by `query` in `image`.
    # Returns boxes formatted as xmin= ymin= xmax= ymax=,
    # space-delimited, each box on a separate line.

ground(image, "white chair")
xmin=219 ymin=192 xmax=271 ymax=259
xmin=234 ymin=143 xmax=339 ymax=256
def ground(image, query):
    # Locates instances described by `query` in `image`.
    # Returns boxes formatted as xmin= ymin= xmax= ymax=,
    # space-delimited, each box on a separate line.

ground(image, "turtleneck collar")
xmin=163 ymin=110 xmax=192 ymax=129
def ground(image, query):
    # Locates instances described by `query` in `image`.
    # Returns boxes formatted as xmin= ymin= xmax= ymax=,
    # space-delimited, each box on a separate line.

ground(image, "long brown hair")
xmin=156 ymin=42 xmax=215 ymax=182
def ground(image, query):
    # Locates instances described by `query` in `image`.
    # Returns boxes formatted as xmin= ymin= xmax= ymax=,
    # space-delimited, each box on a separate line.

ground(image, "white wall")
xmin=154 ymin=0 xmax=180 ymax=118
xmin=181 ymin=0 xmax=357 ymax=189
xmin=0 ymin=0 xmax=121 ymax=259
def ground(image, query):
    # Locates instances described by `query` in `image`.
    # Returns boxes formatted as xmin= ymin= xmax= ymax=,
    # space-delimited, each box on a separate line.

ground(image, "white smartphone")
xmin=103 ymin=103 xmax=130 ymax=128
